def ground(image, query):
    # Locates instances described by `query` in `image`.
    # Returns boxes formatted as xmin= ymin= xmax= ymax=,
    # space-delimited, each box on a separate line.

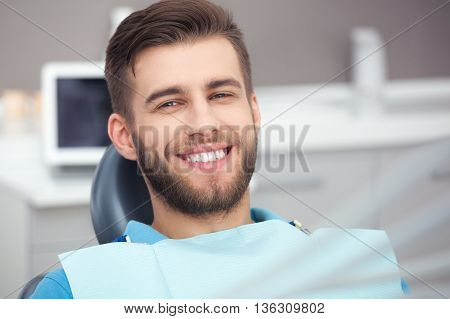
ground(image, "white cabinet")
xmin=251 ymin=149 xmax=376 ymax=229
xmin=0 ymin=186 xmax=95 ymax=298
xmin=0 ymin=135 xmax=95 ymax=298
xmin=377 ymin=139 xmax=450 ymax=298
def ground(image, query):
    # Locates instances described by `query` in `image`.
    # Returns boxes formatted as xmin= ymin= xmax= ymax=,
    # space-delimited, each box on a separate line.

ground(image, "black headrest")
xmin=90 ymin=145 xmax=153 ymax=244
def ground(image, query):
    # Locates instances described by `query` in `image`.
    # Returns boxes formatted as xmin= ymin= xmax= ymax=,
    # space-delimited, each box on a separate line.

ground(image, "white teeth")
xmin=200 ymin=153 xmax=208 ymax=162
xmin=186 ymin=148 xmax=228 ymax=163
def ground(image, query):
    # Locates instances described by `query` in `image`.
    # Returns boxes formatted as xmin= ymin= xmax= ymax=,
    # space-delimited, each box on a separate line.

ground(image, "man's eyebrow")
xmin=145 ymin=86 xmax=187 ymax=105
xmin=207 ymin=78 xmax=242 ymax=91
xmin=145 ymin=78 xmax=242 ymax=105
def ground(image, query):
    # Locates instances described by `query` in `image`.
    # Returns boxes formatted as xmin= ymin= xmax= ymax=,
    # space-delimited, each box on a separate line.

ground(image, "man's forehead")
xmin=131 ymin=36 xmax=245 ymax=92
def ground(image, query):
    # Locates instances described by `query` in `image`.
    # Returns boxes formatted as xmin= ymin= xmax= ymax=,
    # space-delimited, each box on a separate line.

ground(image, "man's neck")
xmin=150 ymin=191 xmax=253 ymax=239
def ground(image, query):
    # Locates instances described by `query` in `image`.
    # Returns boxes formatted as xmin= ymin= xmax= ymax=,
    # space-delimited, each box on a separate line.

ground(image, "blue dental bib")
xmin=59 ymin=219 xmax=404 ymax=298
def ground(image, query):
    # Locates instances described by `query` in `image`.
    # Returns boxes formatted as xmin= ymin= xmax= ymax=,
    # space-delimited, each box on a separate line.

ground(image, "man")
xmin=31 ymin=0 xmax=406 ymax=298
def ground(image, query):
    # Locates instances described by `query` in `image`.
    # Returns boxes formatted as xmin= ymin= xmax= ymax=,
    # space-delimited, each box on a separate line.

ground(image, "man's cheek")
xmin=136 ymin=125 xmax=160 ymax=150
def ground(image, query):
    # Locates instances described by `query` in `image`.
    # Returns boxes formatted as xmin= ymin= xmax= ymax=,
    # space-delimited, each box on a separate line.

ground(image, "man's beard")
xmin=133 ymin=126 xmax=257 ymax=218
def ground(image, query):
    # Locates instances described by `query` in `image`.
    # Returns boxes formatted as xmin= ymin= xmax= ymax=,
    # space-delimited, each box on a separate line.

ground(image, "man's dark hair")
xmin=105 ymin=0 xmax=253 ymax=123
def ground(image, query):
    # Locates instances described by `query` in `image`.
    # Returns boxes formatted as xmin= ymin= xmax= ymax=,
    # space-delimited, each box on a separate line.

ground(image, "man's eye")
xmin=211 ymin=92 xmax=232 ymax=99
xmin=159 ymin=100 xmax=179 ymax=108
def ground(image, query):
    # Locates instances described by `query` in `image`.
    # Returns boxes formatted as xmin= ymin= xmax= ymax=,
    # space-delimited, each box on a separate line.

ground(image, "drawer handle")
xmin=431 ymin=170 xmax=450 ymax=181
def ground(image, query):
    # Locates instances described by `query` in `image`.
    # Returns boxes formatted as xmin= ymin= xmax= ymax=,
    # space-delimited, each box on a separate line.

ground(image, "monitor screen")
xmin=56 ymin=78 xmax=112 ymax=148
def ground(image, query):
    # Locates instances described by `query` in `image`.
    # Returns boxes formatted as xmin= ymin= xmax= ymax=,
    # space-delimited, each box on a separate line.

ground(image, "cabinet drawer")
xmin=377 ymin=139 xmax=450 ymax=298
xmin=30 ymin=204 xmax=96 ymax=245
xmin=378 ymin=140 xmax=450 ymax=260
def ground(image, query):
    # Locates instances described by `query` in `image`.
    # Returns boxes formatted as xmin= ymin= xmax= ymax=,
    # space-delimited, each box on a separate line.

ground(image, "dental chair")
xmin=90 ymin=144 xmax=152 ymax=244
xmin=19 ymin=145 xmax=152 ymax=298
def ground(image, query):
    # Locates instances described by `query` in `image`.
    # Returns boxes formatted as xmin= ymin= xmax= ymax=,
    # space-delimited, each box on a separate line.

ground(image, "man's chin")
xmin=153 ymin=173 xmax=246 ymax=216
xmin=182 ymin=173 xmax=237 ymax=193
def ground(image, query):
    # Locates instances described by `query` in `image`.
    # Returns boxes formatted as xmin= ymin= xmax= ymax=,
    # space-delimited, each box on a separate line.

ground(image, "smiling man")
xmin=114 ymin=35 xmax=260 ymax=238
xmin=31 ymin=0 xmax=406 ymax=299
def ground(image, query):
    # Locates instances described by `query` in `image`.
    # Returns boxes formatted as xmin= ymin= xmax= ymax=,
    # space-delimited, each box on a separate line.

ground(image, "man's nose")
xmin=185 ymin=97 xmax=219 ymax=136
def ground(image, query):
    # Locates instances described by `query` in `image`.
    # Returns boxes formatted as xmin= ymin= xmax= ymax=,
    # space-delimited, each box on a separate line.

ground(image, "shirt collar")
xmin=124 ymin=207 xmax=287 ymax=245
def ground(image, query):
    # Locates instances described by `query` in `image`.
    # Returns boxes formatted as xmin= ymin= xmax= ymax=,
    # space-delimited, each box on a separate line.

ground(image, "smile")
xmin=176 ymin=146 xmax=233 ymax=166
xmin=187 ymin=148 xmax=228 ymax=163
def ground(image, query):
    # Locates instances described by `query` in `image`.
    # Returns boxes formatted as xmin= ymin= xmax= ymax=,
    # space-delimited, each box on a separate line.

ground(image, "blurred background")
xmin=0 ymin=0 xmax=449 ymax=298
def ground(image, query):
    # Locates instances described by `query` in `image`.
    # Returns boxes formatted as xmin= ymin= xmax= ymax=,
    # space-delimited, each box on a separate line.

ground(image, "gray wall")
xmin=1 ymin=0 xmax=449 ymax=91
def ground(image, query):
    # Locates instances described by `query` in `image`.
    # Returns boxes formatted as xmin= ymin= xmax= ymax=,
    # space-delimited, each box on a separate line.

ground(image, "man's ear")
xmin=250 ymin=92 xmax=261 ymax=129
xmin=108 ymin=113 xmax=137 ymax=161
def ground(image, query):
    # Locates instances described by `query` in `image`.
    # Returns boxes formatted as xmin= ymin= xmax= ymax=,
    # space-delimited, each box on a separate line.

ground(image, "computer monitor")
xmin=42 ymin=62 xmax=113 ymax=166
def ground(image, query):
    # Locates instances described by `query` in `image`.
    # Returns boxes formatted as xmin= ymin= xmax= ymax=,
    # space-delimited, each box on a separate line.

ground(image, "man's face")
xmin=129 ymin=36 xmax=259 ymax=216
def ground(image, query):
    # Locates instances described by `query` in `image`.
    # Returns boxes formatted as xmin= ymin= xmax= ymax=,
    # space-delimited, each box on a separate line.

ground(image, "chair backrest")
xmin=90 ymin=144 xmax=153 ymax=244
xmin=18 ymin=273 xmax=47 ymax=299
